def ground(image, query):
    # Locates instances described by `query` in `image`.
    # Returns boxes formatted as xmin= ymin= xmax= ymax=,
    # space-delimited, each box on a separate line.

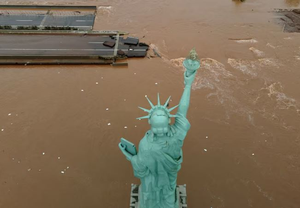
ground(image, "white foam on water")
xmin=169 ymin=57 xmax=185 ymax=68
xmin=97 ymin=6 xmax=113 ymax=16
xmin=258 ymin=58 xmax=279 ymax=68
xmin=228 ymin=58 xmax=257 ymax=77
xmin=265 ymin=82 xmax=299 ymax=110
xmin=167 ymin=57 xmax=254 ymax=124
xmin=228 ymin=58 xmax=279 ymax=77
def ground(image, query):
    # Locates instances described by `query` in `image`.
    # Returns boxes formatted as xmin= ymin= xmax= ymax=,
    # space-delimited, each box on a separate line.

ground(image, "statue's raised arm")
xmin=177 ymin=49 xmax=200 ymax=118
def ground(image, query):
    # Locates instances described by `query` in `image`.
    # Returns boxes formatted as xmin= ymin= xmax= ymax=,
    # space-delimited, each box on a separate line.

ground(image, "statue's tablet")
xmin=121 ymin=138 xmax=137 ymax=155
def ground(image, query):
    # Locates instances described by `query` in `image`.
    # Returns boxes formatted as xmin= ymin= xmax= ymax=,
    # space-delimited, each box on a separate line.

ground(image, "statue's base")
xmin=129 ymin=184 xmax=187 ymax=208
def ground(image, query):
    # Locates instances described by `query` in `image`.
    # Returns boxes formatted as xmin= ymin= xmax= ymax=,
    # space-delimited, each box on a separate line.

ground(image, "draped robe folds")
xmin=131 ymin=113 xmax=191 ymax=208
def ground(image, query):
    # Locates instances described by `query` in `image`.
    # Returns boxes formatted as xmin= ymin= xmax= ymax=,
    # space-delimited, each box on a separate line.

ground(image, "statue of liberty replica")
xmin=119 ymin=49 xmax=200 ymax=208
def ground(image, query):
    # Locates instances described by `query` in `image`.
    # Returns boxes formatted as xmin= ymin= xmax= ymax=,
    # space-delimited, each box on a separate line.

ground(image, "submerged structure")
xmin=274 ymin=9 xmax=300 ymax=33
xmin=119 ymin=49 xmax=200 ymax=208
xmin=0 ymin=5 xmax=149 ymax=65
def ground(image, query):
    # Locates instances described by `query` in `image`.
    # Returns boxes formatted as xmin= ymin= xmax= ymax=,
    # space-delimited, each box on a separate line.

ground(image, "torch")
xmin=183 ymin=48 xmax=200 ymax=77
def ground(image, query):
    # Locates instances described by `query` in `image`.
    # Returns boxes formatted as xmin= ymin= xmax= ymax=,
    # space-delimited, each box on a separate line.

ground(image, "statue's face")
xmin=149 ymin=109 xmax=170 ymax=136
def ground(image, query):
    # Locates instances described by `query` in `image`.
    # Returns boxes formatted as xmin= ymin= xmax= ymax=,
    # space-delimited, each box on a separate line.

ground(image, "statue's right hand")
xmin=184 ymin=70 xmax=197 ymax=86
xmin=118 ymin=143 xmax=133 ymax=161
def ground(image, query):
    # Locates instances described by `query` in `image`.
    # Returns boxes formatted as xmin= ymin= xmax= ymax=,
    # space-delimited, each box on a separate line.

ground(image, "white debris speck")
xmin=145 ymin=95 xmax=147 ymax=97
xmin=67 ymin=166 xmax=70 ymax=169
xmin=58 ymin=157 xmax=60 ymax=159
xmin=107 ymin=123 xmax=111 ymax=126
xmin=27 ymin=168 xmax=31 ymax=172
xmin=61 ymin=171 xmax=65 ymax=174
xmin=106 ymin=108 xmax=109 ymax=111
xmin=265 ymin=140 xmax=267 ymax=142
xmin=1 ymin=129 xmax=4 ymax=132
xmin=81 ymin=89 xmax=84 ymax=92
xmin=124 ymin=126 xmax=128 ymax=129
xmin=206 ymin=136 xmax=209 ymax=139
xmin=135 ymin=125 xmax=137 ymax=128
xmin=124 ymin=99 xmax=126 ymax=101
xmin=204 ymin=149 xmax=207 ymax=152
xmin=252 ymin=153 xmax=255 ymax=156
xmin=155 ymin=83 xmax=158 ymax=85
xmin=134 ymin=73 xmax=136 ymax=75
xmin=8 ymin=113 xmax=11 ymax=116
xmin=101 ymin=77 xmax=103 ymax=79
xmin=42 ymin=152 xmax=45 ymax=155
xmin=96 ymin=82 xmax=99 ymax=85
xmin=12 ymin=158 xmax=14 ymax=160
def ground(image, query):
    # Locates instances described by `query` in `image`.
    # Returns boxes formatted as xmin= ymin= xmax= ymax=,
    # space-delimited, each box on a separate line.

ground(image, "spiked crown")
xmin=137 ymin=94 xmax=178 ymax=120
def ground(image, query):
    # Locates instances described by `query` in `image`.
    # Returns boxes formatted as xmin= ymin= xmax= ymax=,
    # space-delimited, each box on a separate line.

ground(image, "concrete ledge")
xmin=0 ymin=30 xmax=129 ymax=35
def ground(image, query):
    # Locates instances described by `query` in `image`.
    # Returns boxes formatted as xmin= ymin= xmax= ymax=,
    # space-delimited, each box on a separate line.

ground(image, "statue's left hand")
xmin=118 ymin=143 xmax=134 ymax=161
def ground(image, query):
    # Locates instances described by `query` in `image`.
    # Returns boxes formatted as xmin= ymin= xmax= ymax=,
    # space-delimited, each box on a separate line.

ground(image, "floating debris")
xmin=231 ymin=38 xmax=258 ymax=43
xmin=81 ymin=89 xmax=84 ymax=92
xmin=1 ymin=129 xmax=4 ymax=132
xmin=67 ymin=166 xmax=70 ymax=169
xmin=249 ymin=47 xmax=265 ymax=57
xmin=27 ymin=168 xmax=31 ymax=172
xmin=58 ymin=157 xmax=60 ymax=159
xmin=8 ymin=113 xmax=11 ymax=116
xmin=206 ymin=136 xmax=209 ymax=139
xmin=108 ymin=123 xmax=111 ymax=126
xmin=204 ymin=149 xmax=208 ymax=152
xmin=96 ymin=82 xmax=99 ymax=84
xmin=124 ymin=99 xmax=126 ymax=101
xmin=252 ymin=153 xmax=255 ymax=156
xmin=266 ymin=43 xmax=276 ymax=49
xmin=155 ymin=83 xmax=158 ymax=85
xmin=61 ymin=171 xmax=65 ymax=174
xmin=124 ymin=126 xmax=128 ymax=129
xmin=106 ymin=108 xmax=109 ymax=111
xmin=42 ymin=152 xmax=45 ymax=155
xmin=153 ymin=48 xmax=162 ymax=58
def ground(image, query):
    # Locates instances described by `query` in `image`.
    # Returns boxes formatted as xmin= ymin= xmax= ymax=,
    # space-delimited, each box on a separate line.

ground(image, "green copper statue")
xmin=119 ymin=49 xmax=200 ymax=208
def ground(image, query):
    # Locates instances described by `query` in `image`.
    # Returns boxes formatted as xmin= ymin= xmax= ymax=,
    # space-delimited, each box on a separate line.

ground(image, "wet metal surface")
xmin=0 ymin=0 xmax=300 ymax=208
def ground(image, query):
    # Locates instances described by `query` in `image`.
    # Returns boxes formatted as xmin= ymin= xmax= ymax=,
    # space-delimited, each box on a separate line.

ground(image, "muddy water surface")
xmin=0 ymin=0 xmax=300 ymax=208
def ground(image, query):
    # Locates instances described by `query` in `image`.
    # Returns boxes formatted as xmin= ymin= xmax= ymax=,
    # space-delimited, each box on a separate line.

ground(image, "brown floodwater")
xmin=1 ymin=0 xmax=300 ymax=208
